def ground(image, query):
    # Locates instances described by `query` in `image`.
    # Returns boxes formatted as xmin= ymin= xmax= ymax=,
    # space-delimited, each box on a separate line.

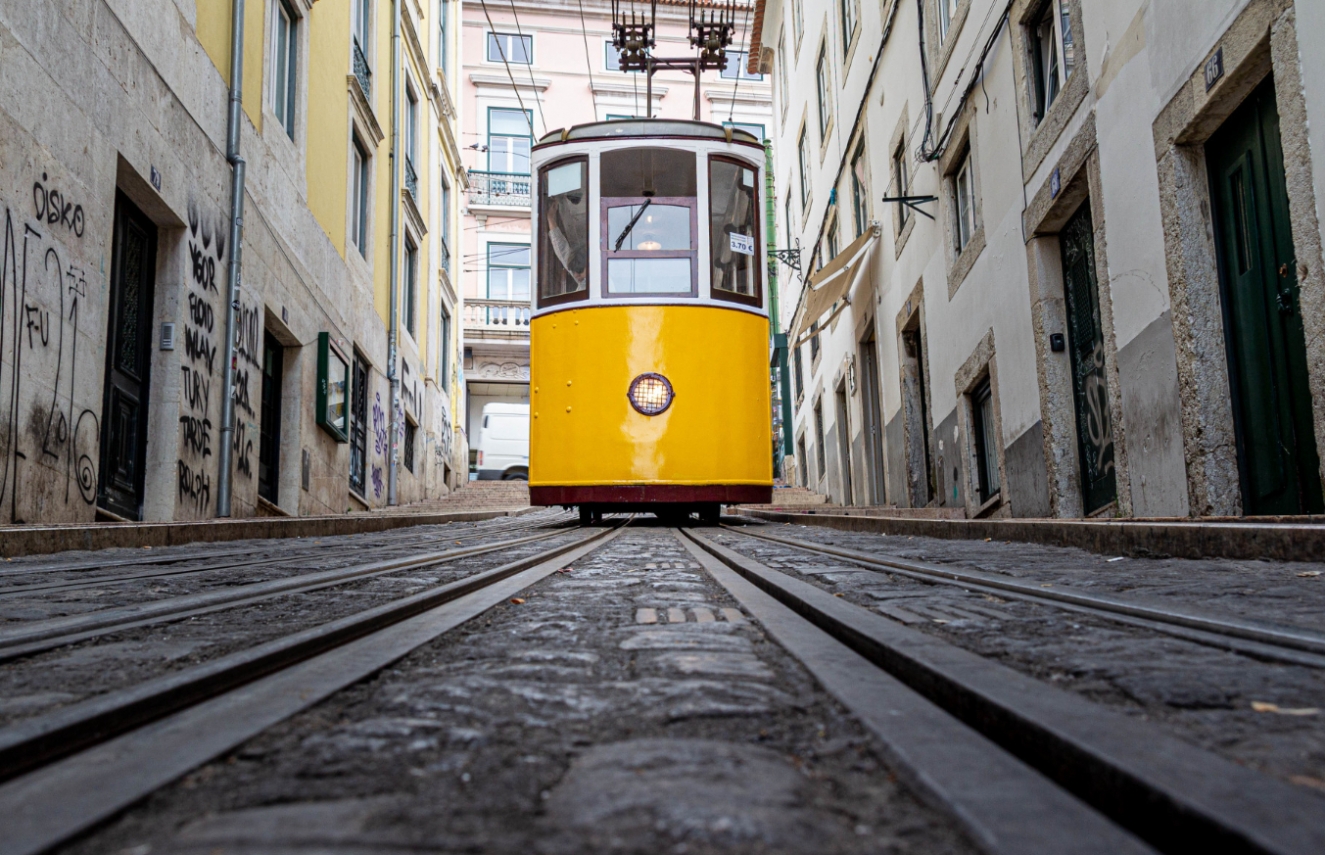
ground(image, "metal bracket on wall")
xmin=769 ymin=244 xmax=802 ymax=275
xmin=880 ymin=194 xmax=938 ymax=221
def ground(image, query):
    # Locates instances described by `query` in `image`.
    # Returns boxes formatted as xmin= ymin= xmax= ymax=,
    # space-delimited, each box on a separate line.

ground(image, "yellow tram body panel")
xmin=530 ymin=305 xmax=772 ymax=488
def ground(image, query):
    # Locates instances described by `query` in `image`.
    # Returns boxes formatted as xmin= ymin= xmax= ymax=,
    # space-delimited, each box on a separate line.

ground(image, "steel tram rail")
xmin=679 ymin=526 xmax=1325 ymax=855
xmin=720 ymin=522 xmax=1325 ymax=667
xmin=0 ymin=520 xmax=629 ymax=855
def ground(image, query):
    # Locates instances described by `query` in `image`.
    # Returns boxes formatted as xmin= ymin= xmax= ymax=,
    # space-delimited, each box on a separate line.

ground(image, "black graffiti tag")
xmin=181 ymin=366 xmax=211 ymax=417
xmin=32 ymin=173 xmax=85 ymax=237
xmin=176 ymin=460 xmax=211 ymax=512
xmin=179 ymin=415 xmax=212 ymax=459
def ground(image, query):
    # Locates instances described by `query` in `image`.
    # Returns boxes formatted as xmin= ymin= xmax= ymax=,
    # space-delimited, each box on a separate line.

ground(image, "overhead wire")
xmin=576 ymin=0 xmax=600 ymax=121
xmin=507 ymin=0 xmax=549 ymax=136
xmin=727 ymin=0 xmax=753 ymax=123
xmin=477 ymin=0 xmax=535 ymax=137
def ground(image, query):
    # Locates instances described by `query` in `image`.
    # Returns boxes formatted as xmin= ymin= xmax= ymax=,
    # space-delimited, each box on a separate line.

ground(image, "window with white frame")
xmin=777 ymin=30 xmax=789 ymax=119
xmin=798 ymin=128 xmax=810 ymax=205
xmin=827 ymin=217 xmax=840 ymax=261
xmin=439 ymin=170 xmax=452 ymax=275
xmin=892 ymin=141 xmax=909 ymax=225
xmin=488 ymin=108 xmax=532 ymax=174
xmin=815 ymin=44 xmax=831 ymax=137
xmin=720 ymin=52 xmax=764 ymax=80
xmin=487 ymin=243 xmax=531 ymax=301
xmin=937 ymin=0 xmax=958 ymax=42
xmin=439 ymin=303 xmax=451 ymax=390
xmin=793 ymin=0 xmax=803 ymax=44
xmin=353 ymin=0 xmax=371 ymax=59
xmin=487 ymin=32 xmax=532 ymax=64
xmin=351 ymin=135 xmax=369 ymax=255
xmin=1030 ymin=0 xmax=1075 ymax=123
xmin=850 ymin=140 xmax=868 ymax=237
xmin=405 ymin=84 xmax=418 ymax=163
xmin=841 ymin=0 xmax=856 ymax=48
xmin=952 ymin=147 xmax=975 ymax=254
xmin=404 ymin=235 xmax=418 ymax=335
xmin=438 ymin=0 xmax=449 ymax=73
xmin=272 ymin=0 xmax=298 ymax=138
xmin=604 ymin=41 xmax=640 ymax=72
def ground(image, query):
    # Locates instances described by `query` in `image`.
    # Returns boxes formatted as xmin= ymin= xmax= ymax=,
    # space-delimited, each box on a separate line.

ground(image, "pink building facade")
xmin=458 ymin=0 xmax=772 ymax=468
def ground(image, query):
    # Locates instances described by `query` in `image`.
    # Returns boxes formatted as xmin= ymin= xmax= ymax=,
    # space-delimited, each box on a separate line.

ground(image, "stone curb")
xmin=737 ymin=508 xmax=1325 ymax=562
xmin=0 ymin=508 xmax=536 ymax=559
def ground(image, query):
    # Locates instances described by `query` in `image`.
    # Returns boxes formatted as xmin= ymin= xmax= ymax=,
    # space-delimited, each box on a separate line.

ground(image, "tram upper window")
xmin=538 ymin=157 xmax=589 ymax=305
xmin=601 ymin=148 xmax=698 ymax=296
xmin=709 ymin=156 xmax=761 ymax=306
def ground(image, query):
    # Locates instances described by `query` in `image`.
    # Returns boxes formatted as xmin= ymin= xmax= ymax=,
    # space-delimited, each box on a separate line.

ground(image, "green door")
xmin=1207 ymin=79 xmax=1323 ymax=515
xmin=1060 ymin=201 xmax=1116 ymax=514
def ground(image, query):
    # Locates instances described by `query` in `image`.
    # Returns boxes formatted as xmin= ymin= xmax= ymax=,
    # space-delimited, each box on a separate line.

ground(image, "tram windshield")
xmin=602 ymin=148 xmax=698 ymax=296
xmin=538 ymin=157 xmax=589 ymax=303
xmin=710 ymin=157 xmax=761 ymax=305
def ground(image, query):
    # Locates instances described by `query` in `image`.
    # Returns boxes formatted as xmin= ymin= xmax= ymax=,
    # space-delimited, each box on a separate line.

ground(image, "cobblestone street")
xmin=1 ymin=514 xmax=1323 ymax=855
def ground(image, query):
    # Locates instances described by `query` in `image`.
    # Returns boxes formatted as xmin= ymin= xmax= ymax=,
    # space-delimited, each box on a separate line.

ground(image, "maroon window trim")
xmin=708 ymin=154 xmax=763 ymax=309
xmin=537 ymin=155 xmax=592 ymax=310
xmin=599 ymin=195 xmax=699 ymax=299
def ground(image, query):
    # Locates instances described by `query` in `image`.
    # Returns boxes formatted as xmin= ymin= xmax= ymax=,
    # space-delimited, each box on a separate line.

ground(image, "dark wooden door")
xmin=1060 ymin=200 xmax=1117 ymax=514
xmin=98 ymin=192 xmax=157 ymax=520
xmin=258 ymin=332 xmax=283 ymax=504
xmin=349 ymin=354 xmax=368 ymax=495
xmin=1208 ymin=79 xmax=1323 ymax=515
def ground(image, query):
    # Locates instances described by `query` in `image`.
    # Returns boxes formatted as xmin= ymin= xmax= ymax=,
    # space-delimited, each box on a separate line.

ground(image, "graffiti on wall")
xmin=177 ymin=201 xmax=226 ymax=516
xmin=0 ymin=173 xmax=100 ymax=524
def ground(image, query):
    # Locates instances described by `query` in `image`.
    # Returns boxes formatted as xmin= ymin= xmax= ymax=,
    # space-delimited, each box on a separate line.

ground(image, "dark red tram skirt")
xmin=530 ymin=485 xmax=772 ymax=506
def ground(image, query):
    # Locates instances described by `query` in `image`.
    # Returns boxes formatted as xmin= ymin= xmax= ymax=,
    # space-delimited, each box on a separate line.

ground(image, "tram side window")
xmin=710 ymin=156 xmax=761 ymax=306
xmin=602 ymin=148 xmax=698 ymax=296
xmin=539 ymin=157 xmax=589 ymax=305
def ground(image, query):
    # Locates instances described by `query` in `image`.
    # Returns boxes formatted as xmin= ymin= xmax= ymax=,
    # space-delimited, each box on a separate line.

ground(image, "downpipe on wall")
xmin=216 ymin=0 xmax=246 ymax=518
xmin=387 ymin=0 xmax=401 ymax=506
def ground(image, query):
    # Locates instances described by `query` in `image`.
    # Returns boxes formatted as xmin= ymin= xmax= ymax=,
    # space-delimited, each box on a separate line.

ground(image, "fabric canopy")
xmin=791 ymin=225 xmax=880 ymax=341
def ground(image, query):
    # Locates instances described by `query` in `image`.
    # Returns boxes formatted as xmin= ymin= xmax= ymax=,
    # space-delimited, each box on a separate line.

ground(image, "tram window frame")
xmin=708 ymin=154 xmax=762 ymax=308
xmin=600 ymin=196 xmax=699 ymax=298
xmin=537 ymin=155 xmax=591 ymax=308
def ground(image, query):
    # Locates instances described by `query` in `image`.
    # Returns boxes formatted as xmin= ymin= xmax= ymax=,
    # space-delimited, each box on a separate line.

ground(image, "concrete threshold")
xmin=737 ymin=508 xmax=1325 ymax=562
xmin=0 ymin=508 xmax=535 ymax=559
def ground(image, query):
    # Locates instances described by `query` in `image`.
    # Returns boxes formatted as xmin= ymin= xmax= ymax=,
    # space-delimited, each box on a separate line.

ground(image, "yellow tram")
xmin=527 ymin=120 xmax=773 ymax=523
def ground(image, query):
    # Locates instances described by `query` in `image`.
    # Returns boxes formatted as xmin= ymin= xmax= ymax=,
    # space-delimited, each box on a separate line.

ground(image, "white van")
xmin=476 ymin=402 xmax=530 ymax=480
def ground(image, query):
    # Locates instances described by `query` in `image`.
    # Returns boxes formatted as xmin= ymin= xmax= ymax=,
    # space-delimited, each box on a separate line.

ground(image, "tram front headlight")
xmin=628 ymin=373 xmax=674 ymax=416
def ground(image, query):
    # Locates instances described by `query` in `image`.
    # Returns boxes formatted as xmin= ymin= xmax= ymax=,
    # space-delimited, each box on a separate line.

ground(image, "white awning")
xmin=791 ymin=225 xmax=880 ymax=342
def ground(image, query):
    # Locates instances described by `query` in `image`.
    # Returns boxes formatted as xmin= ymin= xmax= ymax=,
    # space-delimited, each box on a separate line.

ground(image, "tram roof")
xmin=535 ymin=119 xmax=762 ymax=148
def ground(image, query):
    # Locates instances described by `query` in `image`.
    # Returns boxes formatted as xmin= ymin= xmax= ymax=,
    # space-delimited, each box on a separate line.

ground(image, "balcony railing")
xmin=352 ymin=39 xmax=371 ymax=100
xmin=467 ymin=171 xmax=531 ymax=207
xmin=464 ymin=298 xmax=530 ymax=330
xmin=404 ymin=155 xmax=418 ymax=200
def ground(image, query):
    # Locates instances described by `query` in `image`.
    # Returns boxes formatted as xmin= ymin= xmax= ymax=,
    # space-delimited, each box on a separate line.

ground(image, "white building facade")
xmin=759 ymin=0 xmax=1325 ymax=519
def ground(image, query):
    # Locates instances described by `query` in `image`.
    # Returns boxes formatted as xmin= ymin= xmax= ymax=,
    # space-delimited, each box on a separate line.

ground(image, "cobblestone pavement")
xmin=56 ymin=523 xmax=976 ymax=855
xmin=711 ymin=519 xmax=1325 ymax=795
xmin=0 ymin=514 xmax=575 ymax=727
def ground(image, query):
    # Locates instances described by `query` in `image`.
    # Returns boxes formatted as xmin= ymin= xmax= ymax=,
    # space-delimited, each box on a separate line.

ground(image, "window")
xmin=937 ymin=0 xmax=958 ymax=42
xmin=439 ymin=303 xmax=451 ymax=390
xmin=971 ymin=377 xmax=1000 ymax=503
xmin=272 ymin=0 xmax=298 ymax=138
xmin=793 ymin=0 xmax=803 ymax=44
xmin=404 ymin=236 xmax=418 ymax=335
xmin=1030 ymin=0 xmax=1075 ymax=123
xmin=487 ymin=32 xmax=532 ymax=64
xmin=439 ymin=171 xmax=452 ymax=275
xmin=438 ymin=0 xmax=449 ymax=72
xmin=258 ymin=333 xmax=284 ymax=504
xmin=405 ymin=84 xmax=418 ymax=165
xmin=723 ymin=121 xmax=766 ymax=141
xmin=351 ymin=136 xmax=369 ymax=255
xmin=813 ymin=400 xmax=826 ymax=480
xmin=850 ymin=140 xmax=868 ymax=237
xmin=784 ymin=193 xmax=795 ymax=257
xmin=841 ymin=0 xmax=856 ymax=48
xmin=827 ymin=218 xmax=840 ymax=261
xmin=952 ymin=148 xmax=975 ymax=254
xmin=815 ymin=45 xmax=831 ymax=136
xmin=349 ymin=354 xmax=368 ymax=494
xmin=487 ymin=243 xmax=530 ymax=300
xmin=892 ymin=141 xmax=909 ymax=226
xmin=604 ymin=42 xmax=640 ymax=73
xmin=538 ymin=157 xmax=589 ymax=304
xmin=353 ymin=0 xmax=371 ymax=57
xmin=720 ymin=52 xmax=764 ymax=80
xmin=797 ymin=434 xmax=808 ymax=486
xmin=710 ymin=156 xmax=761 ymax=305
xmin=403 ymin=420 xmax=416 ymax=473
xmin=601 ymin=148 xmax=698 ymax=296
xmin=810 ymin=320 xmax=820 ymax=360
xmin=777 ymin=31 xmax=789 ymax=118
xmin=488 ymin=108 xmax=532 ymax=174
xmin=798 ymin=128 xmax=810 ymax=204
xmin=793 ymin=345 xmax=804 ymax=399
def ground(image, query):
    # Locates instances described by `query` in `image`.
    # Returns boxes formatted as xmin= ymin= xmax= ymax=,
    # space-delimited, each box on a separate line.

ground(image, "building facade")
xmin=458 ymin=0 xmax=773 ymax=470
xmin=758 ymin=0 xmax=1325 ymax=518
xmin=0 ymin=0 xmax=466 ymax=524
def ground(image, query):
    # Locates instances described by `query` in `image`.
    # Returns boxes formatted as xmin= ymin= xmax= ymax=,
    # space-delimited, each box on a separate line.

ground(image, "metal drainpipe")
xmin=216 ymin=0 xmax=247 ymax=517
xmin=387 ymin=0 xmax=401 ymax=506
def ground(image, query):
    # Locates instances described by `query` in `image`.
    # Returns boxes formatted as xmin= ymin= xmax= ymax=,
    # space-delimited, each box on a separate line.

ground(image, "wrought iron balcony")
xmin=463 ymin=298 xmax=531 ymax=330
xmin=466 ymin=171 xmax=531 ymax=207
xmin=352 ymin=39 xmax=371 ymax=100
xmin=404 ymin=155 xmax=418 ymax=200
